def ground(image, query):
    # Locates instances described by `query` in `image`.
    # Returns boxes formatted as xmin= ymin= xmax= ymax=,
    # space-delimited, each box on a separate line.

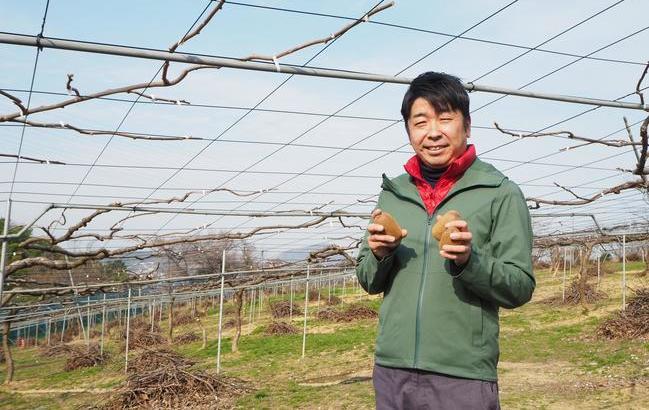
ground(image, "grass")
xmin=0 ymin=266 xmax=647 ymax=409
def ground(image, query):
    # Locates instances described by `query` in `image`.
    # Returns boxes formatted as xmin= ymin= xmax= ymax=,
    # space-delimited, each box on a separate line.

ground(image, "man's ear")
xmin=465 ymin=116 xmax=472 ymax=138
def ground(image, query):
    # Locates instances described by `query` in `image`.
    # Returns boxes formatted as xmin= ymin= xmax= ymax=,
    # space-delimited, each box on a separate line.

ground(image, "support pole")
xmin=64 ymin=255 xmax=88 ymax=344
xmin=596 ymin=253 xmax=601 ymax=288
xmin=562 ymin=247 xmax=567 ymax=303
xmin=125 ymin=288 xmax=132 ymax=373
xmin=100 ymin=294 xmax=106 ymax=355
xmin=302 ymin=265 xmax=310 ymax=359
xmin=61 ymin=310 xmax=67 ymax=343
xmin=622 ymin=235 xmax=627 ymax=311
xmin=216 ymin=250 xmax=226 ymax=375
xmin=86 ymin=296 xmax=91 ymax=346
xmin=289 ymin=276 xmax=294 ymax=320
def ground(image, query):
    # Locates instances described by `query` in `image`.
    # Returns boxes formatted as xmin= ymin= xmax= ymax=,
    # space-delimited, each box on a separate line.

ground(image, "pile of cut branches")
xmin=64 ymin=344 xmax=109 ymax=371
xmin=175 ymin=332 xmax=200 ymax=344
xmin=308 ymin=288 xmax=320 ymax=301
xmin=597 ymin=288 xmax=649 ymax=340
xmin=118 ymin=320 xmax=167 ymax=351
xmin=39 ymin=343 xmax=75 ymax=357
xmin=106 ymin=347 xmax=250 ymax=409
xmin=326 ymin=295 xmax=342 ymax=305
xmin=317 ymin=304 xmax=377 ymax=322
xmin=264 ymin=321 xmax=299 ymax=336
xmin=270 ymin=300 xmax=302 ymax=318
xmin=542 ymin=279 xmax=607 ymax=305
xmin=172 ymin=312 xmax=195 ymax=326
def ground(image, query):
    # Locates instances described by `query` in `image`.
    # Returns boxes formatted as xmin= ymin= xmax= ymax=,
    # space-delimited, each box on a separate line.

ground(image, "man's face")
xmin=406 ymin=97 xmax=470 ymax=169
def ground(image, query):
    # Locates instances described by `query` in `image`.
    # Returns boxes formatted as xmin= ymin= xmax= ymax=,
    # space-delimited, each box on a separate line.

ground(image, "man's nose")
xmin=426 ymin=123 xmax=442 ymax=138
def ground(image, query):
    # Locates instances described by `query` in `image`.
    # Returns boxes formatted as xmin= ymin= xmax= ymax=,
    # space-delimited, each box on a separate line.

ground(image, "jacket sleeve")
xmin=355 ymin=191 xmax=396 ymax=295
xmin=451 ymin=181 xmax=535 ymax=308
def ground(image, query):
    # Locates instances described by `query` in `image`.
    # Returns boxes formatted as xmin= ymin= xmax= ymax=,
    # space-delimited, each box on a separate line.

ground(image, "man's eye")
xmin=415 ymin=122 xmax=426 ymax=127
xmin=440 ymin=117 xmax=452 ymax=121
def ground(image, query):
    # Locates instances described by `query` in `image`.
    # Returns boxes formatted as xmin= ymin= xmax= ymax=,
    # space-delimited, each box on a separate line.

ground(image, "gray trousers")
xmin=373 ymin=364 xmax=500 ymax=410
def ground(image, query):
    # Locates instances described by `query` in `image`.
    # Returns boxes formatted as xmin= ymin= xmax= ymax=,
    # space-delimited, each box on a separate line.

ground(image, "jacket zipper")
xmin=414 ymin=214 xmax=433 ymax=367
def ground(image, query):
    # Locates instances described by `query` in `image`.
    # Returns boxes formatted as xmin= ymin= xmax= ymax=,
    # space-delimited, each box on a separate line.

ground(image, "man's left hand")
xmin=439 ymin=219 xmax=472 ymax=267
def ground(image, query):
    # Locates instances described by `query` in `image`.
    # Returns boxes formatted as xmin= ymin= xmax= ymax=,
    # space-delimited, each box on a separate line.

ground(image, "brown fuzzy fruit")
xmin=432 ymin=210 xmax=462 ymax=250
xmin=373 ymin=212 xmax=403 ymax=240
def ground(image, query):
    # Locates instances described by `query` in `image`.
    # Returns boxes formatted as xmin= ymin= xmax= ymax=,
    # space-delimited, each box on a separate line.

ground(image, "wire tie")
xmin=273 ymin=56 xmax=281 ymax=72
xmin=363 ymin=14 xmax=369 ymax=22
xmin=516 ymin=133 xmax=523 ymax=139
xmin=150 ymin=94 xmax=156 ymax=102
xmin=59 ymin=121 xmax=65 ymax=127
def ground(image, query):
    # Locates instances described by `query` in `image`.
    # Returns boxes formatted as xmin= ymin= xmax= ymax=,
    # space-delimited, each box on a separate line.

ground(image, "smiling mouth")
xmin=424 ymin=145 xmax=448 ymax=152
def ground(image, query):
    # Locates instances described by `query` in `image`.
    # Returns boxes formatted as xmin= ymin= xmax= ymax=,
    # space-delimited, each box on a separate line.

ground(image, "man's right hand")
xmin=368 ymin=209 xmax=408 ymax=259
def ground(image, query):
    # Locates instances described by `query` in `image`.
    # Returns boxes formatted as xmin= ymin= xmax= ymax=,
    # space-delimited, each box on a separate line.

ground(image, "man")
xmin=356 ymin=72 xmax=535 ymax=409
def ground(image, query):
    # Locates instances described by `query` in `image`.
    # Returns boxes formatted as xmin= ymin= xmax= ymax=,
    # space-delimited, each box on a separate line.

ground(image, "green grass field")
xmin=0 ymin=263 xmax=647 ymax=409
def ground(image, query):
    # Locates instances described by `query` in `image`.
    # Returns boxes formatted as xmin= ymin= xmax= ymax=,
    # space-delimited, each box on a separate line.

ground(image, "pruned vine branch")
xmin=242 ymin=2 xmax=394 ymax=62
xmin=526 ymin=180 xmax=646 ymax=209
xmin=0 ymin=153 xmax=65 ymax=165
xmin=9 ymin=118 xmax=204 ymax=141
xmin=0 ymin=0 xmax=393 ymax=146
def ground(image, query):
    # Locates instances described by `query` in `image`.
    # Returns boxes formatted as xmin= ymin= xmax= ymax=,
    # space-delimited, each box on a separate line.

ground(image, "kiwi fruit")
xmin=373 ymin=212 xmax=403 ymax=240
xmin=432 ymin=210 xmax=462 ymax=250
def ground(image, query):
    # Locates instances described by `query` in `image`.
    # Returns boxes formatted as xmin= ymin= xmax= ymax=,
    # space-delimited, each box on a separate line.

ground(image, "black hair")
xmin=401 ymin=72 xmax=470 ymax=127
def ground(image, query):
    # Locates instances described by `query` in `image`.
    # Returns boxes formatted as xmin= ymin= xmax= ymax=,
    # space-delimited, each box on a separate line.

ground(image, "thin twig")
xmin=162 ymin=0 xmax=227 ymax=84
xmin=0 ymin=90 xmax=28 ymax=115
xmin=66 ymin=74 xmax=81 ymax=97
xmin=636 ymin=61 xmax=649 ymax=106
xmin=242 ymin=2 xmax=394 ymax=62
xmin=10 ymin=118 xmax=204 ymax=141
xmin=0 ymin=153 xmax=65 ymax=165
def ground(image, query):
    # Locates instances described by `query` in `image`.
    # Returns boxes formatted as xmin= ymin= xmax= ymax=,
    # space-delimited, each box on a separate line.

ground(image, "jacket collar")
xmin=381 ymin=148 xmax=506 ymax=210
xmin=403 ymin=144 xmax=477 ymax=186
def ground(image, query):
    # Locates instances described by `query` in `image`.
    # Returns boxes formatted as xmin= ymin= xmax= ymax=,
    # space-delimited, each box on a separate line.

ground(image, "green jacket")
xmin=356 ymin=158 xmax=535 ymax=381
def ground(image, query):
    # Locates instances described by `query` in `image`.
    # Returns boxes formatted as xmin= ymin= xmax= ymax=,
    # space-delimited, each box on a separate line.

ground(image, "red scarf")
xmin=404 ymin=145 xmax=476 ymax=215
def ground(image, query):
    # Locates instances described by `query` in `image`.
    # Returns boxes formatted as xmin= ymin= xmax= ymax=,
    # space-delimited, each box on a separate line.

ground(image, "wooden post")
xmin=168 ymin=296 xmax=175 ymax=342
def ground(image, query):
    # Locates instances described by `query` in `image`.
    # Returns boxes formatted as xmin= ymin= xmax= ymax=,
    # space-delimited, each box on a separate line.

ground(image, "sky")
xmin=1 ymin=0 xmax=649 ymax=260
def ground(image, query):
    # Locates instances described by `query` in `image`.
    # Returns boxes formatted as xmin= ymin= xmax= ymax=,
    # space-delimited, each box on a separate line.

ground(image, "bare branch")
xmin=162 ymin=0 xmax=227 ymax=84
xmin=625 ymin=116 xmax=648 ymax=183
xmin=10 ymin=118 xmax=204 ymax=141
xmin=494 ymin=122 xmax=642 ymax=150
xmin=308 ymin=241 xmax=360 ymax=265
xmin=636 ymin=61 xmax=649 ymax=106
xmin=337 ymin=216 xmax=365 ymax=230
xmin=0 ymin=2 xmax=393 ymax=123
xmin=0 ymin=90 xmax=28 ymax=115
xmin=552 ymin=182 xmax=590 ymax=201
xmin=66 ymin=74 xmax=81 ymax=97
xmin=526 ymin=180 xmax=647 ymax=207
xmin=242 ymin=2 xmax=394 ymax=62
xmin=635 ymin=115 xmax=649 ymax=177
xmin=126 ymin=90 xmax=190 ymax=105
xmin=0 ymin=153 xmax=65 ymax=165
